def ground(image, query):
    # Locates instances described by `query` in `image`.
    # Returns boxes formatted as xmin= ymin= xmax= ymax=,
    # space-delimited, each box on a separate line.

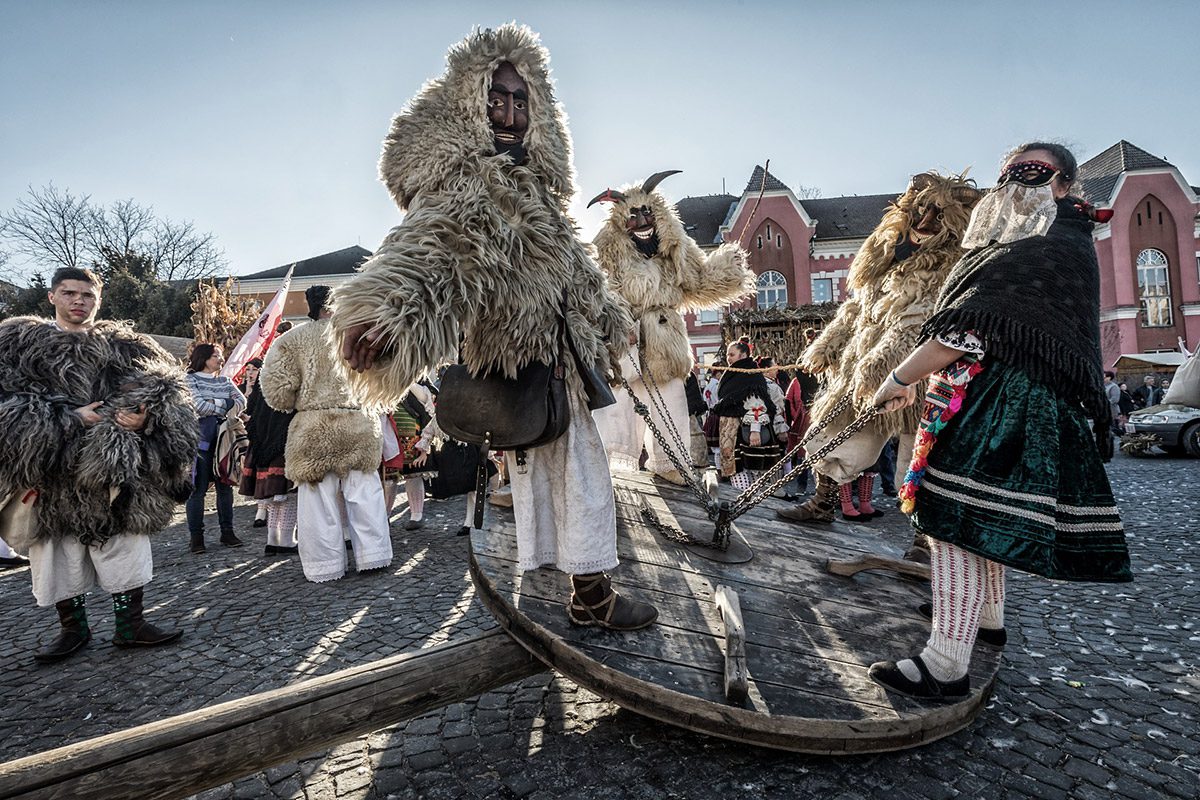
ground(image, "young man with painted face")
xmin=867 ymin=143 xmax=1131 ymax=700
xmin=0 ymin=267 xmax=195 ymax=661
xmin=331 ymin=25 xmax=656 ymax=630
xmin=776 ymin=173 xmax=981 ymax=527
xmin=589 ymin=171 xmax=753 ymax=485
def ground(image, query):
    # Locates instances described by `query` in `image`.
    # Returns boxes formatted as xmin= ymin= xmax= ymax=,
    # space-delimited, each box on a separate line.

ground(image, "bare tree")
xmin=794 ymin=183 xmax=822 ymax=200
xmin=0 ymin=184 xmax=92 ymax=270
xmin=0 ymin=184 xmax=227 ymax=281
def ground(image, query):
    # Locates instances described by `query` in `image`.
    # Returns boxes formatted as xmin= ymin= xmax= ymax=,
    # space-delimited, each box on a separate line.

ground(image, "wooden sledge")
xmin=470 ymin=471 xmax=1001 ymax=755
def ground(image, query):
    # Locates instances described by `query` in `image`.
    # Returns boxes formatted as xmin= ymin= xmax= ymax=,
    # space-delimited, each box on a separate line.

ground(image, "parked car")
xmin=1126 ymin=403 xmax=1200 ymax=456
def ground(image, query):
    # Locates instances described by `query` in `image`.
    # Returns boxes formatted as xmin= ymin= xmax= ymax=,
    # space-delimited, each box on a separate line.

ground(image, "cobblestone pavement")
xmin=1 ymin=451 xmax=1197 ymax=799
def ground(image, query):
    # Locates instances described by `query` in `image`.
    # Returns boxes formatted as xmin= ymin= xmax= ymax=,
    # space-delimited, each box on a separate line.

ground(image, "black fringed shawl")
xmin=713 ymin=358 xmax=777 ymax=419
xmin=921 ymin=198 xmax=1108 ymax=422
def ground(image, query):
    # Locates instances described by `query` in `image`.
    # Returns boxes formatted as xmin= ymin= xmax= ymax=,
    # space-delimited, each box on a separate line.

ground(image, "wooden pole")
xmin=714 ymin=585 xmax=749 ymax=703
xmin=0 ymin=629 xmax=545 ymax=800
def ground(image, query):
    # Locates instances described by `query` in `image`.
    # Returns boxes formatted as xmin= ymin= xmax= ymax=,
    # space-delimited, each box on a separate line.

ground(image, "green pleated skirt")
xmin=911 ymin=361 xmax=1132 ymax=582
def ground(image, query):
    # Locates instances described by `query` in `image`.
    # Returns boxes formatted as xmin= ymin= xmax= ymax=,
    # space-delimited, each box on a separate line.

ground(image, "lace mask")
xmin=961 ymin=181 xmax=1057 ymax=249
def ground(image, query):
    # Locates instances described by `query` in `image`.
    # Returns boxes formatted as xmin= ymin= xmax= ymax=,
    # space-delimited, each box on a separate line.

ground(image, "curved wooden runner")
xmin=470 ymin=471 xmax=1002 ymax=754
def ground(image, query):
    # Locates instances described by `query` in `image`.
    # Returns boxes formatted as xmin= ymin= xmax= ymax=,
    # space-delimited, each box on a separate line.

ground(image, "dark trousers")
xmin=186 ymin=448 xmax=234 ymax=540
xmin=874 ymin=437 xmax=898 ymax=494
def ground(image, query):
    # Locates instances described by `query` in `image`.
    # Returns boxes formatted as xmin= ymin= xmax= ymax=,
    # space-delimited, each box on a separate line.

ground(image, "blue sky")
xmin=2 ymin=0 xmax=1196 ymax=279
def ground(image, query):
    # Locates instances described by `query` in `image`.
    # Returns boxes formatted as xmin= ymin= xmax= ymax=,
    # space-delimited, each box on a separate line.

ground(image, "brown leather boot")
xmin=776 ymin=472 xmax=839 ymax=524
xmin=904 ymin=532 xmax=932 ymax=564
xmin=568 ymin=573 xmax=658 ymax=631
xmin=33 ymin=595 xmax=91 ymax=663
xmin=111 ymin=587 xmax=183 ymax=648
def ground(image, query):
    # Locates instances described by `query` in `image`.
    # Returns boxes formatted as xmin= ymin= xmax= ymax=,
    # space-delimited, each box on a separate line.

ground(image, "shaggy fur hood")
xmin=260 ymin=319 xmax=382 ymax=484
xmin=803 ymin=173 xmax=980 ymax=437
xmin=593 ymin=183 xmax=752 ymax=382
xmin=331 ymin=24 xmax=633 ymax=407
xmin=0 ymin=316 xmax=197 ymax=546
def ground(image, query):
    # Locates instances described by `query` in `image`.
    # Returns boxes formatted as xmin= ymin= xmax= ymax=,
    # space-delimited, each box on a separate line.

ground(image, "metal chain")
xmin=729 ymin=404 xmax=880 ymax=518
xmin=639 ymin=502 xmax=729 ymax=550
xmin=629 ymin=348 xmax=694 ymax=482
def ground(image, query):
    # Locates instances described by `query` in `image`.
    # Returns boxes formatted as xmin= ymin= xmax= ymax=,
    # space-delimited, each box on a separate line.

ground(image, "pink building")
xmin=677 ymin=142 xmax=1200 ymax=372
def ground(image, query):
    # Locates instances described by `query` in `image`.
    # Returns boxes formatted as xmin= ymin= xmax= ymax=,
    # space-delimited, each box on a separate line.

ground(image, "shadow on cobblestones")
xmin=2 ymin=453 xmax=1197 ymax=799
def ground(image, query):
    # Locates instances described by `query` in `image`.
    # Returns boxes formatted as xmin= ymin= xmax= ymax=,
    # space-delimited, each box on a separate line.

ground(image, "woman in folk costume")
xmin=239 ymin=358 xmax=298 ymax=555
xmin=777 ymin=173 xmax=982 ymax=527
xmin=381 ymin=379 xmax=438 ymax=531
xmin=712 ymin=341 xmax=785 ymax=491
xmin=589 ymin=171 xmax=753 ymax=485
xmin=332 ymin=25 xmax=656 ymax=630
xmin=867 ymin=143 xmax=1131 ymax=700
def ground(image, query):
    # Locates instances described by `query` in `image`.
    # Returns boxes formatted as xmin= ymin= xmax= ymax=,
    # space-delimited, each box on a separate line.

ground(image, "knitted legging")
xmin=923 ymin=538 xmax=1006 ymax=680
xmin=266 ymin=495 xmax=298 ymax=548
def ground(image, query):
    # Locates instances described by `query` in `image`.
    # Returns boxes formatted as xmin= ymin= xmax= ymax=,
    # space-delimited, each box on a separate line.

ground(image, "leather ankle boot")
xmin=112 ymin=587 xmax=183 ymax=648
xmin=568 ymin=573 xmax=658 ymax=631
xmin=33 ymin=595 xmax=91 ymax=663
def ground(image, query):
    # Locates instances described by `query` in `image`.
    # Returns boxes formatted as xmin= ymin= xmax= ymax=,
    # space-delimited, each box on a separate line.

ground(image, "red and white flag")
xmin=222 ymin=265 xmax=294 ymax=383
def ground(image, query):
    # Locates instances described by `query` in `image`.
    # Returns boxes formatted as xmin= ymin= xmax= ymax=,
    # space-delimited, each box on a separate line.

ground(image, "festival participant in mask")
xmin=0 ymin=267 xmax=194 ymax=661
xmin=331 ymin=25 xmax=656 ymax=630
xmin=589 ymin=171 xmax=753 ymax=485
xmin=712 ymin=341 xmax=784 ymax=491
xmin=866 ymin=143 xmax=1131 ymax=701
xmin=777 ymin=173 xmax=981 ymax=532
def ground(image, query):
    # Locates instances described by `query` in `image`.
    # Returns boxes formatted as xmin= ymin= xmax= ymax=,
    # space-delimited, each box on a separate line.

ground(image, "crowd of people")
xmin=0 ymin=25 xmax=1136 ymax=709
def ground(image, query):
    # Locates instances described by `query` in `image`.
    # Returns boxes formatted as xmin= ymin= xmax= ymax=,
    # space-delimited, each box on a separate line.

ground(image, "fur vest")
xmin=802 ymin=174 xmax=979 ymax=436
xmin=594 ymin=186 xmax=752 ymax=382
xmin=329 ymin=24 xmax=633 ymax=407
xmin=259 ymin=319 xmax=382 ymax=484
xmin=0 ymin=316 xmax=198 ymax=545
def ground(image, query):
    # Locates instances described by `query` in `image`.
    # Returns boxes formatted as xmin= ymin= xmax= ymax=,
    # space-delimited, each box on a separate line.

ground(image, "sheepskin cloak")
xmin=259 ymin=319 xmax=382 ymax=485
xmin=329 ymin=24 xmax=633 ymax=407
xmin=803 ymin=174 xmax=980 ymax=438
xmin=593 ymin=185 xmax=753 ymax=382
xmin=0 ymin=316 xmax=198 ymax=545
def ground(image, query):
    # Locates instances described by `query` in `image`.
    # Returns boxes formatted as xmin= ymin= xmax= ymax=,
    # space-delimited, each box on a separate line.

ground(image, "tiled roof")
xmin=239 ymin=245 xmax=372 ymax=280
xmin=802 ymin=193 xmax=899 ymax=240
xmin=675 ymin=194 xmax=738 ymax=246
xmin=1077 ymin=140 xmax=1175 ymax=204
xmin=743 ymin=165 xmax=790 ymax=194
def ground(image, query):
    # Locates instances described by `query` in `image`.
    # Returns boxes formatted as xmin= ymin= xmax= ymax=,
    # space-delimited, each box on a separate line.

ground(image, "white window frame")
xmin=811 ymin=277 xmax=833 ymax=304
xmin=756 ymin=270 xmax=788 ymax=309
xmin=697 ymin=308 xmax=720 ymax=325
xmin=1136 ymin=248 xmax=1172 ymax=327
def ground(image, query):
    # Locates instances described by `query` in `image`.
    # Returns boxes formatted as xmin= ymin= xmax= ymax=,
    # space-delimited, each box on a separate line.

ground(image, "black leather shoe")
xmin=0 ymin=555 xmax=30 ymax=568
xmin=33 ymin=630 xmax=91 ymax=663
xmin=252 ymin=518 xmax=267 ymax=528
xmin=113 ymin=622 xmax=183 ymax=648
xmin=917 ymin=602 xmax=1007 ymax=647
xmin=219 ymin=533 xmax=244 ymax=548
xmin=868 ymin=655 xmax=969 ymax=701
xmin=456 ymin=526 xmax=471 ymax=537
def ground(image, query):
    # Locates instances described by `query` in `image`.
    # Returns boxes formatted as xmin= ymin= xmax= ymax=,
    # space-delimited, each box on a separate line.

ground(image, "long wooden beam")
xmin=0 ymin=628 xmax=545 ymax=800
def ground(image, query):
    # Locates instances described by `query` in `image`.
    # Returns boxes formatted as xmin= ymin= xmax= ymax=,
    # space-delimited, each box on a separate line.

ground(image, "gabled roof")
xmin=239 ymin=245 xmax=372 ymax=280
xmin=802 ymin=193 xmax=899 ymax=240
xmin=743 ymin=165 xmax=790 ymax=194
xmin=1077 ymin=140 xmax=1175 ymax=204
xmin=674 ymin=194 xmax=737 ymax=246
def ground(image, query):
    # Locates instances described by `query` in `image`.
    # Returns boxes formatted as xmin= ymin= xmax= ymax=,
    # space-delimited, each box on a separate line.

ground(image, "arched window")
xmin=1136 ymin=249 xmax=1172 ymax=327
xmin=756 ymin=235 xmax=763 ymax=249
xmin=756 ymin=271 xmax=787 ymax=309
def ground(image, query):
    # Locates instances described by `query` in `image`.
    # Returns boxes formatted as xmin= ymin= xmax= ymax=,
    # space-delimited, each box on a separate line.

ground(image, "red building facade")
xmin=677 ymin=142 xmax=1200 ymax=371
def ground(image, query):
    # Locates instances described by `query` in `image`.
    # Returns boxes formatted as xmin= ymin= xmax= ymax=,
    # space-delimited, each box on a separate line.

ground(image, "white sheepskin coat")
xmin=328 ymin=24 xmax=633 ymax=407
xmin=593 ymin=186 xmax=753 ymax=382
xmin=260 ymin=319 xmax=382 ymax=484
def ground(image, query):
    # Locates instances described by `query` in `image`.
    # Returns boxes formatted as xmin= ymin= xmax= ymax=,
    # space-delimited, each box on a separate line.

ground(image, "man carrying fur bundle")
xmin=333 ymin=24 xmax=656 ymax=630
xmin=590 ymin=170 xmax=753 ymax=484
xmin=777 ymin=173 xmax=981 ymax=527
xmin=0 ymin=267 xmax=195 ymax=662
xmin=260 ymin=285 xmax=393 ymax=583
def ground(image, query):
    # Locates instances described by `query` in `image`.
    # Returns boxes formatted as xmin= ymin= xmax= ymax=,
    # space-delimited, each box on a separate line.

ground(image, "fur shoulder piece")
xmin=380 ymin=24 xmax=576 ymax=212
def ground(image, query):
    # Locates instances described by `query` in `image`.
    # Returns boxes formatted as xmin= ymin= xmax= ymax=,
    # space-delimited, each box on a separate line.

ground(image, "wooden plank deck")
xmin=469 ymin=471 xmax=1002 ymax=754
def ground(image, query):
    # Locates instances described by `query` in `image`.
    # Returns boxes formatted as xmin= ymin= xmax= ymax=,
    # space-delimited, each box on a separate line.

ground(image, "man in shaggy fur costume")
xmin=0 ymin=267 xmax=195 ymax=662
xmin=260 ymin=286 xmax=393 ymax=583
xmin=332 ymin=24 xmax=656 ymax=631
xmin=590 ymin=170 xmax=753 ymax=484
xmin=777 ymin=172 xmax=981 ymax=526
